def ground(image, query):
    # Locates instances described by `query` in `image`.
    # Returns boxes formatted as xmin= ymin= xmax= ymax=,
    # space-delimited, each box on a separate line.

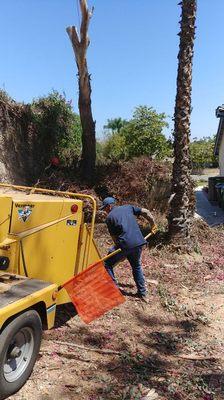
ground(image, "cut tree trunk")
xmin=168 ymin=0 xmax=197 ymax=243
xmin=67 ymin=0 xmax=96 ymax=182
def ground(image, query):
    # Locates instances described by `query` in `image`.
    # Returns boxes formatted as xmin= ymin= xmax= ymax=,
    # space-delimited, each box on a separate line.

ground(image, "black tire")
xmin=0 ymin=310 xmax=42 ymax=400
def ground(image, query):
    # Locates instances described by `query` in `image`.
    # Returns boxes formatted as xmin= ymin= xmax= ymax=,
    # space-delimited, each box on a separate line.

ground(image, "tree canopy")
xmin=103 ymin=118 xmax=128 ymax=133
xmin=189 ymin=136 xmax=217 ymax=169
xmin=100 ymin=106 xmax=171 ymax=162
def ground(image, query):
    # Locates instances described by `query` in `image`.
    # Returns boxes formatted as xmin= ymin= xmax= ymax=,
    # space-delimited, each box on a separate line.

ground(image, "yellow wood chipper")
xmin=0 ymin=183 xmax=101 ymax=400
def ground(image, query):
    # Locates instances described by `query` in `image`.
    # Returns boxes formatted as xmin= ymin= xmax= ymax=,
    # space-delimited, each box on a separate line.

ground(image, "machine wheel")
xmin=0 ymin=310 xmax=42 ymax=400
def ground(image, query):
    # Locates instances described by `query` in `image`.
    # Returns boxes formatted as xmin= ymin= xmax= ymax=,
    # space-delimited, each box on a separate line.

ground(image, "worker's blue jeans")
xmin=104 ymin=245 xmax=147 ymax=296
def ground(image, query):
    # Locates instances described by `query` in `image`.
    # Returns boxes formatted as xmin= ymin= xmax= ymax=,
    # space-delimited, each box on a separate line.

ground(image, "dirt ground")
xmin=9 ymin=222 xmax=224 ymax=400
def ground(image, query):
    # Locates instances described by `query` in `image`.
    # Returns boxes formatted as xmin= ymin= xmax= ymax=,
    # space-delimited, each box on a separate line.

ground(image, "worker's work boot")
xmin=136 ymin=292 xmax=150 ymax=303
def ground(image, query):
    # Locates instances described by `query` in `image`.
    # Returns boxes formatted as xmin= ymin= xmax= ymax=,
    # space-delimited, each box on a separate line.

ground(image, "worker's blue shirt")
xmin=106 ymin=205 xmax=146 ymax=250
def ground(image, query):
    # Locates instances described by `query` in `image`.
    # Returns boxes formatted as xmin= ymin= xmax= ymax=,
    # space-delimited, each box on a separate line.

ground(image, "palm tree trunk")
xmin=168 ymin=0 xmax=197 ymax=241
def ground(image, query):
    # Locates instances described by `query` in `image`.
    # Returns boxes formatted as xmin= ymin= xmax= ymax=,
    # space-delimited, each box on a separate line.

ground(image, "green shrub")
xmin=100 ymin=106 xmax=172 ymax=162
xmin=31 ymin=91 xmax=82 ymax=167
xmin=99 ymin=132 xmax=126 ymax=162
xmin=0 ymin=90 xmax=82 ymax=184
xmin=190 ymin=136 xmax=218 ymax=169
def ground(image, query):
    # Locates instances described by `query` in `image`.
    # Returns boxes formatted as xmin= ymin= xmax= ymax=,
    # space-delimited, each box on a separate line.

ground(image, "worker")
xmin=100 ymin=197 xmax=156 ymax=303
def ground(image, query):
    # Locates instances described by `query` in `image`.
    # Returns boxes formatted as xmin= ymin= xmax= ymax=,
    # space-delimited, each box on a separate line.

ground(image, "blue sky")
xmin=0 ymin=0 xmax=223 ymax=139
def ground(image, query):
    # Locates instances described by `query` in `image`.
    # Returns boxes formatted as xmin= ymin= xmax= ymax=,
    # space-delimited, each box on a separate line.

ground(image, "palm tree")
xmin=104 ymin=118 xmax=127 ymax=133
xmin=168 ymin=0 xmax=197 ymax=242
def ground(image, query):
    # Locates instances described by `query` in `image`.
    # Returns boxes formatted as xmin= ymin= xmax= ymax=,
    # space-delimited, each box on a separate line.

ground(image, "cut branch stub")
xmin=66 ymin=26 xmax=80 ymax=48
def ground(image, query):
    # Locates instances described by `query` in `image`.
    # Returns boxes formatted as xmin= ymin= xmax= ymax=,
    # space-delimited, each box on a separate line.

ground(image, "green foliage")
xmin=0 ymin=89 xmax=82 ymax=184
xmin=122 ymin=106 xmax=170 ymax=159
xmin=96 ymin=141 xmax=106 ymax=164
xmin=31 ymin=91 xmax=82 ymax=166
xmin=190 ymin=136 xmax=218 ymax=168
xmin=99 ymin=132 xmax=126 ymax=162
xmin=100 ymin=106 xmax=171 ymax=162
xmin=103 ymin=117 xmax=127 ymax=133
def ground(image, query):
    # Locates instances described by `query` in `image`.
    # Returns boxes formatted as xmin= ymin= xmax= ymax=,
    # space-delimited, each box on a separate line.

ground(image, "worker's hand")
xmin=151 ymin=224 xmax=158 ymax=234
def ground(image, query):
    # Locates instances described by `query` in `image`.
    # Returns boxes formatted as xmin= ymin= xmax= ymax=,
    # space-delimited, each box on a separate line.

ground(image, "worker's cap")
xmin=100 ymin=197 xmax=116 ymax=210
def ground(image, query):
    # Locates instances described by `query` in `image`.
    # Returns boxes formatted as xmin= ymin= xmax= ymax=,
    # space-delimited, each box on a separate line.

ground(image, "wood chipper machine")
xmin=0 ymin=183 xmax=106 ymax=400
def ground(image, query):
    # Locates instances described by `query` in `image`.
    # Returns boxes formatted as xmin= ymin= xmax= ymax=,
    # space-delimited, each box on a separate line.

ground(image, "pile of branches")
xmin=37 ymin=157 xmax=172 ymax=219
xmin=95 ymin=157 xmax=172 ymax=212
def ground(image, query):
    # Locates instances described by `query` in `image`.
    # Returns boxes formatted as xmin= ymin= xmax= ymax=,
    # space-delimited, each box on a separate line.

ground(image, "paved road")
xmin=195 ymin=187 xmax=224 ymax=226
xmin=191 ymin=174 xmax=211 ymax=182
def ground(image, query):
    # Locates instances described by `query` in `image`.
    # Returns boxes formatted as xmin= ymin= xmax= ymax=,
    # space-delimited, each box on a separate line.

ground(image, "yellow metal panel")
xmin=58 ymin=224 xmax=102 ymax=305
xmin=0 ymin=185 xmax=101 ymax=308
xmin=17 ymin=202 xmax=83 ymax=304
xmin=3 ymin=242 xmax=20 ymax=275
xmin=0 ymin=283 xmax=57 ymax=329
xmin=0 ymin=184 xmax=97 ymax=268
xmin=0 ymin=238 xmax=20 ymax=275
xmin=0 ymin=197 xmax=11 ymax=242
xmin=74 ymin=223 xmax=101 ymax=274
xmin=10 ymin=199 xmax=82 ymax=233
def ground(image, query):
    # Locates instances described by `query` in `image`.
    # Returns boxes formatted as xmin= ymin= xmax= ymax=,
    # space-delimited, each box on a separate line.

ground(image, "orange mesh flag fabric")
xmin=62 ymin=261 xmax=125 ymax=324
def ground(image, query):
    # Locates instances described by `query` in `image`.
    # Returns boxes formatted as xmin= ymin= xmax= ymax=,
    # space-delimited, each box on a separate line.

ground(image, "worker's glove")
xmin=151 ymin=224 xmax=158 ymax=234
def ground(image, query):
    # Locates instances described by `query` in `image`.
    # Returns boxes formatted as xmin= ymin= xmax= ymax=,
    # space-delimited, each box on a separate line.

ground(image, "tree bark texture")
xmin=67 ymin=0 xmax=96 ymax=181
xmin=168 ymin=0 xmax=197 ymax=240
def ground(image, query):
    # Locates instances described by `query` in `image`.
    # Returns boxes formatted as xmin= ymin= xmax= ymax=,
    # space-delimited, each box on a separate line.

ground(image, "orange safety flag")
xmin=62 ymin=260 xmax=125 ymax=324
